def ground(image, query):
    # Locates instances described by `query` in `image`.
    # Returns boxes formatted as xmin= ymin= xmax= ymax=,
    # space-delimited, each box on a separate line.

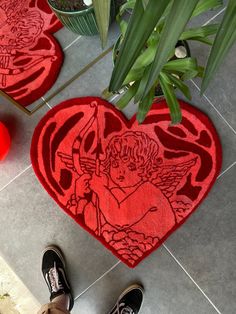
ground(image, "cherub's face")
xmin=109 ymin=156 xmax=142 ymax=187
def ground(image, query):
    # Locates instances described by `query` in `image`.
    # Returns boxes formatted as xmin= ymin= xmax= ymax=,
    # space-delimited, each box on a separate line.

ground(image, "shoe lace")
xmin=48 ymin=262 xmax=64 ymax=293
xmin=119 ymin=303 xmax=135 ymax=314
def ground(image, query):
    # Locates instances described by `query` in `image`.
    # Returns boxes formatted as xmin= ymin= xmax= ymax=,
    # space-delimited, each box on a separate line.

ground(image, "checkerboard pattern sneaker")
xmin=41 ymin=246 xmax=74 ymax=311
xmin=108 ymin=284 xmax=144 ymax=314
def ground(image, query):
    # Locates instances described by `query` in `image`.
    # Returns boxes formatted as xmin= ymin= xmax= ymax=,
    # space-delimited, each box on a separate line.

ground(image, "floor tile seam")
xmin=73 ymin=261 xmax=121 ymax=302
xmin=203 ymin=7 xmax=226 ymax=26
xmin=0 ymin=164 xmax=32 ymax=194
xmin=190 ymin=80 xmax=236 ymax=136
xmin=162 ymin=244 xmax=222 ymax=314
xmin=217 ymin=160 xmax=236 ymax=180
xmin=63 ymin=36 xmax=82 ymax=51
xmin=43 ymin=45 xmax=113 ymax=108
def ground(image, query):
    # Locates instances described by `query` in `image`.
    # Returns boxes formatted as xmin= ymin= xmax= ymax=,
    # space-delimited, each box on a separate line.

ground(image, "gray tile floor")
xmin=0 ymin=4 xmax=236 ymax=314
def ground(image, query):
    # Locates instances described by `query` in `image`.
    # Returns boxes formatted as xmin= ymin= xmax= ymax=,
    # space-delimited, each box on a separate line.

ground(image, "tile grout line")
xmin=74 ymin=261 xmax=121 ymax=301
xmin=40 ymin=46 xmax=113 ymax=107
xmin=203 ymin=7 xmax=226 ymax=26
xmin=63 ymin=36 xmax=82 ymax=51
xmin=163 ymin=244 xmax=222 ymax=314
xmin=0 ymin=165 xmax=32 ymax=193
xmin=217 ymin=161 xmax=236 ymax=179
xmin=190 ymin=80 xmax=236 ymax=136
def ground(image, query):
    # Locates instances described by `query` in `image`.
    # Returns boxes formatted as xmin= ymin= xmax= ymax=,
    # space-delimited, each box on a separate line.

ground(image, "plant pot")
xmin=48 ymin=0 xmax=116 ymax=36
xmin=112 ymin=38 xmax=191 ymax=97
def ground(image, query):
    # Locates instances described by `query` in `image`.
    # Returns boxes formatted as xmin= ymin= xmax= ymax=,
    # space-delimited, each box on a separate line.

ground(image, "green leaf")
xmin=159 ymin=72 xmax=182 ymax=124
xmin=109 ymin=0 xmax=170 ymax=92
xmin=116 ymin=82 xmax=139 ymax=109
xmin=142 ymin=0 xmax=149 ymax=9
xmin=116 ymin=0 xmax=135 ymax=36
xmin=188 ymin=37 xmax=213 ymax=45
xmin=179 ymin=24 xmax=219 ymax=41
xmin=134 ymin=64 xmax=152 ymax=103
xmin=142 ymin=0 xmax=199 ymax=99
xmin=181 ymin=65 xmax=205 ymax=80
xmin=118 ymin=0 xmax=136 ymax=16
xmin=137 ymin=86 xmax=155 ymax=123
xmin=119 ymin=20 xmax=128 ymax=38
xmin=181 ymin=70 xmax=199 ymax=81
xmin=197 ymin=66 xmax=205 ymax=78
xmin=123 ymin=32 xmax=159 ymax=85
xmin=124 ymin=67 xmax=145 ymax=85
xmin=132 ymin=32 xmax=159 ymax=70
xmin=162 ymin=71 xmax=191 ymax=100
xmin=93 ymin=0 xmax=111 ymax=49
xmin=192 ymin=0 xmax=223 ymax=17
xmin=201 ymin=0 xmax=236 ymax=93
xmin=163 ymin=57 xmax=198 ymax=73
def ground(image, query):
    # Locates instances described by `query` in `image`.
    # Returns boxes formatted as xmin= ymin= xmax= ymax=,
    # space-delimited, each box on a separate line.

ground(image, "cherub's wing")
xmin=57 ymin=152 xmax=97 ymax=174
xmin=152 ymin=158 xmax=197 ymax=199
xmin=80 ymin=157 xmax=96 ymax=174
xmin=57 ymin=152 xmax=76 ymax=172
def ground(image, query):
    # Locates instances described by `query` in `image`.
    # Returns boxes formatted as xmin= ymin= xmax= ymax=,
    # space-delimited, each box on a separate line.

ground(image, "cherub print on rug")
xmin=31 ymin=97 xmax=222 ymax=267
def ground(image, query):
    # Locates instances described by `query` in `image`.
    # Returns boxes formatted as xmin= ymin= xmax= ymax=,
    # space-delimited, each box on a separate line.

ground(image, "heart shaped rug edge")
xmin=30 ymin=96 xmax=222 ymax=268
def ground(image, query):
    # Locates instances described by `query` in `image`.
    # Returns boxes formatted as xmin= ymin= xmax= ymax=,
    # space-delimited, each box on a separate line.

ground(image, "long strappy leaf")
xmin=93 ymin=0 xmax=111 ymax=49
xmin=192 ymin=0 xmax=223 ymax=17
xmin=142 ymin=0 xmax=199 ymax=99
xmin=109 ymin=0 xmax=170 ymax=91
xmin=137 ymin=86 xmax=155 ymax=123
xmin=201 ymin=0 xmax=236 ymax=93
xmin=159 ymin=72 xmax=182 ymax=124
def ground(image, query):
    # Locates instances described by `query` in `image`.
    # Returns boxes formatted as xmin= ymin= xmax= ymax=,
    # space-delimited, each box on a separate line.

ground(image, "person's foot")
xmin=41 ymin=245 xmax=74 ymax=311
xmin=108 ymin=284 xmax=144 ymax=314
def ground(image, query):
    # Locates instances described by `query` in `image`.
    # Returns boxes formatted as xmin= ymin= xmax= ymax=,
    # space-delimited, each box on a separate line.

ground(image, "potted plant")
xmin=47 ymin=0 xmax=117 ymax=38
xmin=108 ymin=0 xmax=236 ymax=124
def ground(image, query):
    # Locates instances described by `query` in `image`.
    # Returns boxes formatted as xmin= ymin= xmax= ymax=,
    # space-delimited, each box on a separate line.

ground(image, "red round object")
xmin=0 ymin=122 xmax=11 ymax=161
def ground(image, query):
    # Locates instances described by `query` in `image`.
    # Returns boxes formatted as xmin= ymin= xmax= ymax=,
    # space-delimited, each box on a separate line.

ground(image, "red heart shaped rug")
xmin=31 ymin=97 xmax=222 ymax=267
xmin=0 ymin=0 xmax=63 ymax=107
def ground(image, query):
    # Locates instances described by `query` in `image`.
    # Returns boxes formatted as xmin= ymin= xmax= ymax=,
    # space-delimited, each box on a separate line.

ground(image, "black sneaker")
xmin=108 ymin=284 xmax=144 ymax=314
xmin=41 ymin=245 xmax=74 ymax=311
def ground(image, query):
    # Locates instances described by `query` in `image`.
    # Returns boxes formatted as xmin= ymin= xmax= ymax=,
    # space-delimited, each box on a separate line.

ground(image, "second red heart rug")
xmin=0 ymin=0 xmax=63 ymax=107
xmin=31 ymin=97 xmax=222 ymax=267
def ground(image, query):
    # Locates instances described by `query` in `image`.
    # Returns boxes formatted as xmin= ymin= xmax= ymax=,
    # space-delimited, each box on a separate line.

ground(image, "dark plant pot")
xmin=48 ymin=0 xmax=116 ymax=36
xmin=113 ymin=38 xmax=191 ymax=97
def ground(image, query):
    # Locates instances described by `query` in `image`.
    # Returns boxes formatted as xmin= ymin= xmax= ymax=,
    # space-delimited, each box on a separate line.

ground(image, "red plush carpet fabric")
xmin=31 ymin=97 xmax=222 ymax=267
xmin=0 ymin=0 xmax=63 ymax=107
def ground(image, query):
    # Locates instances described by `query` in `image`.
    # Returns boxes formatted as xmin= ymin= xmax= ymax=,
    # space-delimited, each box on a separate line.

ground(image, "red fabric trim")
xmin=31 ymin=97 xmax=222 ymax=268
